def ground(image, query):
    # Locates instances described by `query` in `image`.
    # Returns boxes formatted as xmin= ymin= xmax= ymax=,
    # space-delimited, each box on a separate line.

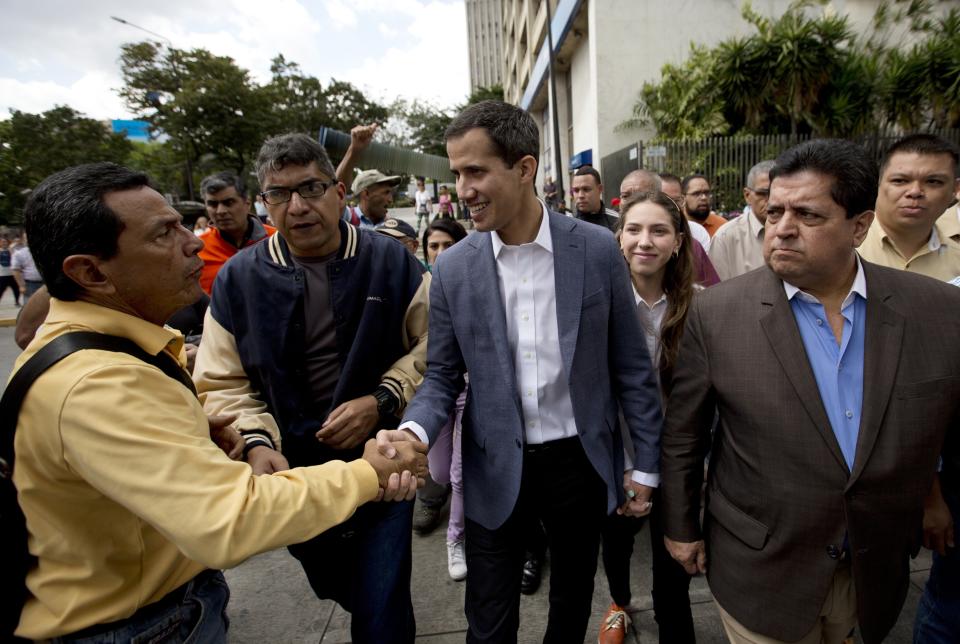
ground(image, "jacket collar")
xmin=266 ymin=219 xmax=359 ymax=268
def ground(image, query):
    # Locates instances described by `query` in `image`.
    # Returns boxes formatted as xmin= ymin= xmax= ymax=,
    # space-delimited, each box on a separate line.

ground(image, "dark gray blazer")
xmin=403 ymin=210 xmax=664 ymax=530
xmin=660 ymin=260 xmax=960 ymax=644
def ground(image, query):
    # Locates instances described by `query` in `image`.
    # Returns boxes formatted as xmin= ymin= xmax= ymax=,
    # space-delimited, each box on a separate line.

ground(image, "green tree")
xmin=625 ymin=0 xmax=960 ymax=138
xmin=119 ymin=42 xmax=275 ymax=194
xmin=0 ymin=106 xmax=134 ymax=223
xmin=263 ymin=55 xmax=388 ymax=135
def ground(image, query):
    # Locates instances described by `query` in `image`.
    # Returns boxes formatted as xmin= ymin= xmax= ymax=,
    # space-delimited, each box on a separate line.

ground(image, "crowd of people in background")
xmin=4 ymin=100 xmax=959 ymax=644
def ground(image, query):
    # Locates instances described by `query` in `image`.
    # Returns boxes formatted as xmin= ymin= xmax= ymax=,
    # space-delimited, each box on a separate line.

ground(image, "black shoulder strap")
xmin=0 ymin=331 xmax=196 ymax=472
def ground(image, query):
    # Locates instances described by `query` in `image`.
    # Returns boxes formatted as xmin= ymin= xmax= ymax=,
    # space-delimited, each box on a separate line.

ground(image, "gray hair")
xmin=746 ymin=160 xmax=776 ymax=189
xmin=200 ymin=171 xmax=245 ymax=197
xmin=255 ymin=133 xmax=337 ymax=187
xmin=621 ymin=169 xmax=662 ymax=193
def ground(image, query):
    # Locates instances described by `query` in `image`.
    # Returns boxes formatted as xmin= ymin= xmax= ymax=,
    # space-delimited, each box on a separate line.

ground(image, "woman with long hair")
xmin=597 ymin=190 xmax=700 ymax=644
xmin=418 ymin=218 xmax=471 ymax=581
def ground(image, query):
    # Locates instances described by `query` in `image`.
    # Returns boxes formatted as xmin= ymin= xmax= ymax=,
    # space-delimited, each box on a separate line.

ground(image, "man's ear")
xmin=62 ymin=255 xmax=115 ymax=295
xmin=518 ymin=155 xmax=538 ymax=184
xmin=852 ymin=210 xmax=875 ymax=247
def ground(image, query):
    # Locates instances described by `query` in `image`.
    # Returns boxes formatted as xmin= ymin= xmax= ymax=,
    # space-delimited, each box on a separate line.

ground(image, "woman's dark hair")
xmin=421 ymin=218 xmax=467 ymax=264
xmin=615 ymin=190 xmax=696 ymax=377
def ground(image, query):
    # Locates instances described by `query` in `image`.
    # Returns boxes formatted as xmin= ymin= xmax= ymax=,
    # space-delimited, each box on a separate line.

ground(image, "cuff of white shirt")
xmin=398 ymin=420 xmax=429 ymax=446
xmin=631 ymin=470 xmax=660 ymax=488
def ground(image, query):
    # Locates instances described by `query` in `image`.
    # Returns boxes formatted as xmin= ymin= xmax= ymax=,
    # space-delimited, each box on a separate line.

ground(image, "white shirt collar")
xmin=633 ymin=285 xmax=668 ymax=309
xmin=783 ymin=255 xmax=867 ymax=306
xmin=491 ymin=201 xmax=553 ymax=258
xmin=928 ymin=225 xmax=942 ymax=252
xmin=744 ymin=205 xmax=765 ymax=240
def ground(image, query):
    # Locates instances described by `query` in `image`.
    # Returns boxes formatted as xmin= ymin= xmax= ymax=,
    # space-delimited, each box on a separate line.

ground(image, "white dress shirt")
xmin=491 ymin=203 xmax=578 ymax=444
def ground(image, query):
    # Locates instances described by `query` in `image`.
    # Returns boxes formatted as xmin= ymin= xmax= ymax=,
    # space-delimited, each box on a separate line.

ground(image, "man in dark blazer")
xmin=660 ymin=138 xmax=960 ymax=644
xmin=378 ymin=100 xmax=664 ymax=643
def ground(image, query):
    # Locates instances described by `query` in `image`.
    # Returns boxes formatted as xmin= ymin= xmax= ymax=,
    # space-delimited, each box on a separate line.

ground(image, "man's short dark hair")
xmin=573 ymin=166 xmax=602 ymax=185
xmin=880 ymin=133 xmax=960 ymax=178
xmin=200 ymin=171 xmax=246 ymax=197
xmin=24 ymin=162 xmax=149 ymax=301
xmin=444 ymin=100 xmax=539 ymax=170
xmin=681 ymin=173 xmax=709 ymax=194
xmin=770 ymin=139 xmax=878 ymax=219
xmin=256 ymin=133 xmax=337 ymax=186
xmin=658 ymin=172 xmax=682 ymax=186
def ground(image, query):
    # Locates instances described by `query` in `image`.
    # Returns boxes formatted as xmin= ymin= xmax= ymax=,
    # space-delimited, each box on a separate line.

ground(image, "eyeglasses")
xmin=685 ymin=190 xmax=712 ymax=199
xmin=260 ymin=180 xmax=334 ymax=206
xmin=746 ymin=187 xmax=770 ymax=197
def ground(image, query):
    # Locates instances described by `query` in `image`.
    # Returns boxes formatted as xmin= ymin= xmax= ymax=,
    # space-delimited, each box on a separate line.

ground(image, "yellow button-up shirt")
xmin=858 ymin=219 xmax=960 ymax=282
xmin=12 ymin=299 xmax=378 ymax=639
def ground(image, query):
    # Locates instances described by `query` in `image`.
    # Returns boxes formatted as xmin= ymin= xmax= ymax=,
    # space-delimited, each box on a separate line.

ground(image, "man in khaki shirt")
xmin=708 ymin=160 xmax=775 ymax=280
xmin=10 ymin=162 xmax=427 ymax=641
xmin=859 ymin=133 xmax=960 ymax=282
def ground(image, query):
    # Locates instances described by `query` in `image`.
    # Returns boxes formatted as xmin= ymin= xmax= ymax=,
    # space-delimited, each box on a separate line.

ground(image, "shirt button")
xmin=816 ymin=319 xmax=823 ymax=326
xmin=521 ymin=313 xmax=529 ymax=321
xmin=845 ymin=410 xmax=853 ymax=419
xmin=528 ymin=421 xmax=536 ymax=428
xmin=524 ymin=352 xmax=532 ymax=359
xmin=526 ymin=390 xmax=533 ymax=397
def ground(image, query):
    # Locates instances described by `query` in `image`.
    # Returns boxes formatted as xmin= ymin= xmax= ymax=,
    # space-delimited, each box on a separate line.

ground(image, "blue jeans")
xmin=914 ymin=483 xmax=960 ymax=643
xmin=51 ymin=570 xmax=229 ymax=643
xmin=288 ymin=499 xmax=416 ymax=644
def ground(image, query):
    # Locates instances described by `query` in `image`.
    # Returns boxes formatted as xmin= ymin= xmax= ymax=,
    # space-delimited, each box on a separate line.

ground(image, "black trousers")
xmin=599 ymin=487 xmax=695 ymax=643
xmin=0 ymin=275 xmax=19 ymax=304
xmin=464 ymin=437 xmax=607 ymax=644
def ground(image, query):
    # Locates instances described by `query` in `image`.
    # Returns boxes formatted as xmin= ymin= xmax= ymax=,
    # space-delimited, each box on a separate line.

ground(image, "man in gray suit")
xmin=378 ymin=100 xmax=664 ymax=643
xmin=661 ymin=139 xmax=960 ymax=644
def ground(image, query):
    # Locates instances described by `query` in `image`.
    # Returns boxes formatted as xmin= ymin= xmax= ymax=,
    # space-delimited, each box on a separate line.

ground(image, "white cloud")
xmin=0 ymin=0 xmax=471 ymax=121
xmin=379 ymin=22 xmax=399 ymax=38
xmin=324 ymin=0 xmax=358 ymax=30
xmin=0 ymin=72 xmax=131 ymax=120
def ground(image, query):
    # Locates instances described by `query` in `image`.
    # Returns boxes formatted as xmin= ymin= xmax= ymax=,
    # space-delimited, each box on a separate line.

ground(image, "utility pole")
xmin=110 ymin=16 xmax=195 ymax=200
xmin=545 ymin=0 xmax=564 ymax=204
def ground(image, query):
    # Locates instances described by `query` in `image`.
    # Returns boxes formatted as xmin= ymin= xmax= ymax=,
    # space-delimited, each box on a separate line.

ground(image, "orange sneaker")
xmin=598 ymin=603 xmax=630 ymax=644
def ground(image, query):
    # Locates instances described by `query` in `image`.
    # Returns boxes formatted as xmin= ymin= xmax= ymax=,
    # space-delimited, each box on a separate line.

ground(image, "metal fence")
xmin=599 ymin=129 xmax=960 ymax=214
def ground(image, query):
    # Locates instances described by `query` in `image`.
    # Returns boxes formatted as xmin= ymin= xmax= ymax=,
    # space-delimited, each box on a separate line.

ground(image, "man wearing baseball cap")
xmin=349 ymin=169 xmax=401 ymax=228
xmin=376 ymin=217 xmax=420 ymax=258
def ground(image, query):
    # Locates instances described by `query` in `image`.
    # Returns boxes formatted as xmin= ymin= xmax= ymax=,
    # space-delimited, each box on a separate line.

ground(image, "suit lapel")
xmin=468 ymin=233 xmax=519 ymax=395
xmin=757 ymin=269 xmax=849 ymax=474
xmin=550 ymin=213 xmax=584 ymax=380
xmin=848 ymin=263 xmax=904 ymax=486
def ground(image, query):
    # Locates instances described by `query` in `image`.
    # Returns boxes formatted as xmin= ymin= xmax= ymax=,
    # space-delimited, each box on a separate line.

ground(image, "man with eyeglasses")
xmin=196 ymin=171 xmax=276 ymax=294
xmin=194 ymin=133 xmax=430 ymax=643
xmin=682 ymin=173 xmax=728 ymax=238
xmin=708 ymin=160 xmax=775 ymax=280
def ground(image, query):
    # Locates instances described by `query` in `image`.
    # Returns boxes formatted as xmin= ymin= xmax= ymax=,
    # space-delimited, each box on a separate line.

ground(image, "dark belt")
xmin=524 ymin=435 xmax=580 ymax=455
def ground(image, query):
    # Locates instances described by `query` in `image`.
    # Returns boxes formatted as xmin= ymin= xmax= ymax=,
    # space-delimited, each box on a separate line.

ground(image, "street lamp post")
xmin=110 ymin=16 xmax=195 ymax=200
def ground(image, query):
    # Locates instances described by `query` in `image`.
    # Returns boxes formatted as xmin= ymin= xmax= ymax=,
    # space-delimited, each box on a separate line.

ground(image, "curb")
xmin=0 ymin=318 xmax=17 ymax=328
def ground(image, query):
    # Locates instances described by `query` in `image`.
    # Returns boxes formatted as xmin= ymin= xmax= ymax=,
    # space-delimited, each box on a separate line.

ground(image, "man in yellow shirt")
xmin=859 ymin=133 xmax=960 ymax=282
xmin=9 ymin=162 xmax=427 ymax=642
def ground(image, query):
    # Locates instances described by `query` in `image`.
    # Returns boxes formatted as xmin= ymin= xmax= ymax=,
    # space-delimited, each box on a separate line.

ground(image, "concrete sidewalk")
xmin=224 ymin=498 xmax=931 ymax=643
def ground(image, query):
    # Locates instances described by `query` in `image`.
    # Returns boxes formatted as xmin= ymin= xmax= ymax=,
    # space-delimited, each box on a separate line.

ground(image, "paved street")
xmin=0 ymin=225 xmax=931 ymax=642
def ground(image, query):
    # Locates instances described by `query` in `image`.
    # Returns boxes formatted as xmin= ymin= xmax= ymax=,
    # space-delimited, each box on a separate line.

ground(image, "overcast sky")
xmin=0 ymin=0 xmax=470 ymax=121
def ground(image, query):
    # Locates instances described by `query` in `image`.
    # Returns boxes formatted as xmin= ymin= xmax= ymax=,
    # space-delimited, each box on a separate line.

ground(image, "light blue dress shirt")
xmin=784 ymin=261 xmax=867 ymax=470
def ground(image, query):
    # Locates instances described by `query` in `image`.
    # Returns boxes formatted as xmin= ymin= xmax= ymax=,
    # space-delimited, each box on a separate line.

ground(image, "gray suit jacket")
xmin=661 ymin=260 xmax=960 ymax=644
xmin=403 ymin=210 xmax=664 ymax=530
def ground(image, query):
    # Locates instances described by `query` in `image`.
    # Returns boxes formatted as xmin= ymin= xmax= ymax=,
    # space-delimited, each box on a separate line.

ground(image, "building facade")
xmin=466 ymin=0 xmax=504 ymax=92
xmin=502 ymin=0 xmax=885 ymax=204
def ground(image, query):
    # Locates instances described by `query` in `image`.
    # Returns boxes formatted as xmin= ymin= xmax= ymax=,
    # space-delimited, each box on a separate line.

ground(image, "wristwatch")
xmin=372 ymin=386 xmax=399 ymax=417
